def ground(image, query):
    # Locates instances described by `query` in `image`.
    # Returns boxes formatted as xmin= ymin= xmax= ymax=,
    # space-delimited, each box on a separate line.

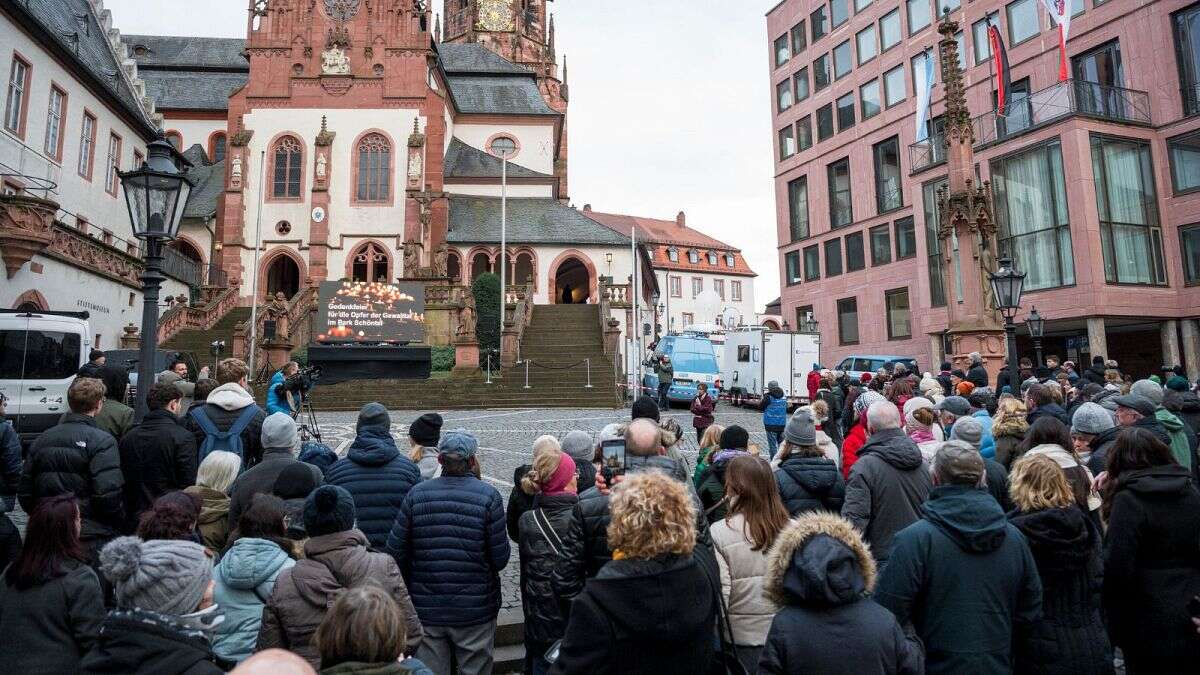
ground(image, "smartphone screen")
xmin=601 ymin=439 xmax=626 ymax=475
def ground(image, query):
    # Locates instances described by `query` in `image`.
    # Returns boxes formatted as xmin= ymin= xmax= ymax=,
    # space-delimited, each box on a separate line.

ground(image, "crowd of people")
xmin=1 ymin=350 xmax=1199 ymax=674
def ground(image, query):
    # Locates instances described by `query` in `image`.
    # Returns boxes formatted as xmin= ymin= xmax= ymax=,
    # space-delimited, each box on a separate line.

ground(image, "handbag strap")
xmin=700 ymin=555 xmax=747 ymax=675
xmin=533 ymin=508 xmax=564 ymax=557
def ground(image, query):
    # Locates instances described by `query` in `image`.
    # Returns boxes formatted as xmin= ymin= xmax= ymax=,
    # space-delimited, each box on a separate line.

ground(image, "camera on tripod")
xmin=210 ymin=340 xmax=226 ymax=357
xmin=282 ymin=365 xmax=322 ymax=395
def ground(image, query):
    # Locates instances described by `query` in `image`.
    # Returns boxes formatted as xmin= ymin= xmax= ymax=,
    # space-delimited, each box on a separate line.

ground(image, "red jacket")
xmin=690 ymin=394 xmax=715 ymax=429
xmin=807 ymin=371 xmax=821 ymax=402
xmin=841 ymin=420 xmax=868 ymax=479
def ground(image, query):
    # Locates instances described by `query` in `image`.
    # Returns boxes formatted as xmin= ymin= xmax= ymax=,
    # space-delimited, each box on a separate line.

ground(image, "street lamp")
xmin=1026 ymin=306 xmax=1046 ymax=369
xmin=120 ymin=135 xmax=192 ymax=422
xmin=989 ymin=256 xmax=1027 ymax=395
xmin=489 ymin=136 xmax=517 ymax=344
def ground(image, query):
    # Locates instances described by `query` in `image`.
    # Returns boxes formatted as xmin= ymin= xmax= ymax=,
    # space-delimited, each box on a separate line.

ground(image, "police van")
xmin=0 ymin=309 xmax=91 ymax=445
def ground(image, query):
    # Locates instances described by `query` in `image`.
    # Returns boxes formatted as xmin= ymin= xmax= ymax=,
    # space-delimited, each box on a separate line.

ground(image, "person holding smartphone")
xmin=690 ymin=383 xmax=715 ymax=445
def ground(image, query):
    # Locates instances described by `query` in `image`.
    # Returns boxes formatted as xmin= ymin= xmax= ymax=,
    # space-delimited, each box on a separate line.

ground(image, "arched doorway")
xmin=447 ymin=251 xmax=462 ymax=283
xmin=171 ymin=238 xmax=204 ymax=265
xmin=350 ymin=241 xmax=390 ymax=283
xmin=553 ymin=256 xmax=590 ymax=304
xmin=470 ymin=251 xmax=492 ymax=281
xmin=265 ymin=253 xmax=300 ymax=299
xmin=513 ymin=251 xmax=535 ymax=288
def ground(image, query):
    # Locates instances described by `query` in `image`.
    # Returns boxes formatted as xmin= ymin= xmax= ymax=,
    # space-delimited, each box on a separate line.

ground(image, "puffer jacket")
xmin=841 ymin=420 xmax=868 ymax=479
xmin=18 ymin=412 xmax=124 ymax=546
xmin=759 ymin=513 xmax=922 ymax=675
xmin=711 ymin=513 xmax=776 ymax=647
xmin=79 ymin=608 xmax=227 ymax=674
xmin=183 ymin=485 xmax=231 ymax=552
xmin=259 ymin=529 xmax=422 ymax=669
xmin=992 ymin=416 xmax=1029 ymax=469
xmin=385 ymin=475 xmax=509 ymax=628
xmin=0 ymin=559 xmax=105 ymax=674
xmin=183 ymin=383 xmax=266 ymax=469
xmin=841 ymin=428 xmax=932 ymax=565
xmin=1024 ymin=444 xmax=1097 ymax=515
xmin=517 ymin=493 xmax=577 ymax=649
xmin=774 ymin=456 xmax=845 ymax=516
xmin=119 ymin=408 xmax=198 ymax=531
xmin=212 ymin=537 xmax=294 ymax=663
xmin=325 ymin=426 xmax=422 ymax=549
xmin=1009 ymin=507 xmax=1112 ymax=675
xmin=761 ymin=387 xmax=788 ymax=430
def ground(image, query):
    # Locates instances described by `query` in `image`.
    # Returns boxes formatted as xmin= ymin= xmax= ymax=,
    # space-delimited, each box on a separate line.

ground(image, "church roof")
xmin=138 ymin=70 xmax=247 ymax=111
xmin=438 ymin=43 xmax=533 ymax=75
xmin=444 ymin=138 xmax=553 ymax=179
xmin=444 ymin=74 xmax=556 ymax=116
xmin=178 ymin=144 xmax=225 ymax=220
xmin=122 ymin=35 xmax=248 ymax=71
xmin=448 ymin=196 xmax=630 ymax=246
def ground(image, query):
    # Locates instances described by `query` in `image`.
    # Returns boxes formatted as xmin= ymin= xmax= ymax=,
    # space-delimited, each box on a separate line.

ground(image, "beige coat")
xmin=710 ymin=513 xmax=777 ymax=646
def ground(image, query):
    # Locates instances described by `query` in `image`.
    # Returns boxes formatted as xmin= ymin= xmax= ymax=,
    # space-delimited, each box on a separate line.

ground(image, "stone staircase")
xmin=162 ymin=306 xmax=252 ymax=370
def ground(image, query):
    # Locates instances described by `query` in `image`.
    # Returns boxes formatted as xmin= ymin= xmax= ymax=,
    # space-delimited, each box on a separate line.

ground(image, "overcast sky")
xmin=105 ymin=0 xmax=781 ymax=311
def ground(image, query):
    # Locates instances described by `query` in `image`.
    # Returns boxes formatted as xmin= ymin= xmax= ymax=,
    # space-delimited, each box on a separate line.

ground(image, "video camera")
xmin=282 ymin=364 xmax=322 ymax=395
xmin=210 ymin=340 xmax=226 ymax=357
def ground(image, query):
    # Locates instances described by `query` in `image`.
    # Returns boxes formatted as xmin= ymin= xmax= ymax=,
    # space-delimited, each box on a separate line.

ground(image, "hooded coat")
xmin=211 ymin=537 xmax=295 ymax=663
xmin=992 ymin=415 xmax=1029 ymax=469
xmin=258 ymin=529 xmax=422 ymax=669
xmin=183 ymin=485 xmax=231 ymax=552
xmin=697 ymin=450 xmax=746 ymax=523
xmin=1102 ymin=465 xmax=1200 ymax=673
xmin=1008 ymin=507 xmax=1112 ymax=675
xmin=325 ymin=426 xmax=422 ymax=549
xmin=183 ymin=383 xmax=267 ymax=469
xmin=79 ymin=608 xmax=227 ymax=675
xmin=840 ymin=429 xmax=932 ymax=564
xmin=774 ymin=456 xmax=845 ymax=516
xmin=875 ymin=485 xmax=1043 ymax=675
xmin=548 ymin=554 xmax=716 ymax=675
xmin=758 ymin=513 xmax=922 ymax=675
xmin=1154 ymin=407 xmax=1194 ymax=471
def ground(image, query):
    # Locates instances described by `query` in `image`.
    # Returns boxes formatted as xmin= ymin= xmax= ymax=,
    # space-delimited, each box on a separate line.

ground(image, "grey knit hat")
xmin=949 ymin=417 xmax=984 ymax=450
xmin=1130 ymin=379 xmax=1164 ymax=406
xmin=784 ymin=409 xmax=817 ymax=446
xmin=357 ymin=402 xmax=391 ymax=432
xmin=262 ymin=412 xmax=298 ymax=450
xmin=1071 ymin=402 xmax=1115 ymax=435
xmin=560 ymin=430 xmax=594 ymax=464
xmin=100 ymin=536 xmax=213 ymax=615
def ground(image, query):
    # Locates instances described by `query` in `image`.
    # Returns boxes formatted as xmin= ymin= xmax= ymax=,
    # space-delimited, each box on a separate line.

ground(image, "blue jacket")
xmin=762 ymin=393 xmax=788 ymax=430
xmin=386 ymin=475 xmax=510 ymax=627
xmin=265 ymin=371 xmax=301 ymax=416
xmin=0 ymin=419 xmax=21 ymax=512
xmin=212 ymin=537 xmax=294 ymax=663
xmin=326 ymin=426 xmax=422 ymax=549
xmin=972 ymin=410 xmax=997 ymax=459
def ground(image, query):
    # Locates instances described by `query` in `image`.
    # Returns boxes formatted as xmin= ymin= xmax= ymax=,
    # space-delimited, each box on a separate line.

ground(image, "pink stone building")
xmin=768 ymin=0 xmax=1200 ymax=379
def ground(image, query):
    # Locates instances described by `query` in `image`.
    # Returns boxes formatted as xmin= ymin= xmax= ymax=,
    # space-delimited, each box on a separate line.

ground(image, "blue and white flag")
xmin=914 ymin=49 xmax=936 ymax=142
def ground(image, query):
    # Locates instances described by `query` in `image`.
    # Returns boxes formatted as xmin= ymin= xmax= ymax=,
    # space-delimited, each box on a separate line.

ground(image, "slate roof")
xmin=122 ymin=35 xmax=248 ymax=70
xmin=444 ymin=138 xmax=553 ymax=179
xmin=5 ymin=0 xmax=155 ymax=134
xmin=438 ymin=43 xmax=532 ymax=75
xmin=445 ymin=74 xmax=556 ymax=116
xmin=182 ymin=155 xmax=225 ymax=220
xmin=138 ymin=69 xmax=247 ymax=111
xmin=448 ymin=196 xmax=630 ymax=246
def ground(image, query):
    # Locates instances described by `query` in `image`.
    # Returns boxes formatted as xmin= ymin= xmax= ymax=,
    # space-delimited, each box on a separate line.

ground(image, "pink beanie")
xmin=542 ymin=453 xmax=577 ymax=496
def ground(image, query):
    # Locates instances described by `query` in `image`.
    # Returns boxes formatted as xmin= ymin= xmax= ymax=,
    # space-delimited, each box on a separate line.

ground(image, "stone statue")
xmin=407 ymin=151 xmax=423 ymax=184
xmin=978 ymin=235 xmax=999 ymax=314
xmin=316 ymin=152 xmax=327 ymax=179
xmin=402 ymin=241 xmax=420 ymax=277
xmin=457 ymin=290 xmax=477 ymax=337
xmin=321 ymin=46 xmax=351 ymax=75
xmin=433 ymin=242 xmax=449 ymax=278
xmin=265 ymin=291 xmax=290 ymax=341
xmin=230 ymin=155 xmax=242 ymax=186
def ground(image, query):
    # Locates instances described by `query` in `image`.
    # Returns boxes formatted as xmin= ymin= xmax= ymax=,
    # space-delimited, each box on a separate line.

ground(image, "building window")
xmin=922 ymin=178 xmax=948 ymax=307
xmin=714 ymin=279 xmax=725 ymax=300
xmin=870 ymin=224 xmax=892 ymax=265
xmin=874 ymin=136 xmax=903 ymax=213
xmin=133 ymin=149 xmax=144 ymax=169
xmin=825 ymin=238 xmax=843 ymax=277
xmin=797 ymin=115 xmax=813 ymax=151
xmin=856 ymin=0 xmax=873 ymax=12
xmin=774 ymin=34 xmax=790 ymax=67
xmin=895 ymin=216 xmax=917 ymax=259
xmin=837 ymin=297 xmax=859 ymax=345
xmin=779 ymin=125 xmax=796 ymax=160
xmin=1173 ymin=3 xmax=1200 ymax=115
xmin=937 ymin=0 xmax=961 ymax=15
xmin=833 ymin=41 xmax=853 ymax=80
xmin=836 ymin=92 xmax=856 ymax=131
xmin=272 ymin=135 xmax=303 ymax=199
xmin=907 ymin=0 xmax=931 ymax=35
xmin=726 ymin=253 xmax=735 ymax=267
xmin=817 ymin=104 xmax=835 ymax=141
xmin=795 ymin=305 xmax=814 ymax=331
xmin=791 ymin=21 xmax=807 ymax=54
xmin=668 ymin=247 xmax=679 ymax=262
xmin=350 ymin=241 xmax=391 ymax=282
xmin=814 ymin=54 xmax=831 ymax=92
xmin=881 ymin=9 xmax=902 ymax=51
xmin=788 ymin=176 xmax=809 ymax=241
xmin=954 ymin=31 xmax=966 ymax=71
xmin=1007 ymin=0 xmax=1039 ymax=45
xmin=1169 ymin=130 xmax=1200 ymax=194
xmin=794 ymin=67 xmax=810 ymax=102
xmin=972 ymin=12 xmax=999 ymax=65
xmin=804 ymin=244 xmax=820 ymax=281
xmin=785 ymin=250 xmax=802 ymax=285
xmin=356 ymin=133 xmax=391 ymax=202
xmin=682 ymin=312 xmax=694 ymax=327
xmin=861 ymin=80 xmax=881 ymax=119
xmin=670 ymin=275 xmax=682 ymax=297
xmin=846 ymin=231 xmax=865 ymax=272
xmin=857 ymin=25 xmax=877 ymax=65
xmin=44 ymin=86 xmax=66 ymax=160
xmin=707 ymin=251 xmax=718 ymax=265
xmin=831 ymin=0 xmax=849 ymax=28
xmin=104 ymin=133 xmax=121 ymax=196
xmin=1091 ymin=135 xmax=1167 ymax=285
xmin=992 ymin=139 xmax=1075 ymax=290
xmin=688 ymin=250 xmax=700 ymax=264
xmin=731 ymin=280 xmax=743 ymax=301
xmin=691 ymin=276 xmax=703 ymax=297
xmin=828 ymin=157 xmax=853 ymax=228
xmin=210 ymin=132 xmax=227 ymax=164
xmin=1072 ymin=40 xmax=1125 ymax=118
xmin=885 ymin=288 xmax=912 ymax=339
xmin=776 ymin=79 xmax=794 ymax=112
xmin=165 ymin=131 xmax=182 ymax=150
xmin=1181 ymin=224 xmax=1200 ymax=284
xmin=811 ymin=6 xmax=828 ymax=42
xmin=884 ymin=65 xmax=906 ymax=107
xmin=4 ymin=55 xmax=29 ymax=136
xmin=78 ymin=111 xmax=96 ymax=179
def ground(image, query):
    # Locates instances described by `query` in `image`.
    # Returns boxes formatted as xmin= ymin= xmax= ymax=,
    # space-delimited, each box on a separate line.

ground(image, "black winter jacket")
xmin=0 ymin=514 xmax=19 ymax=572
xmin=118 ymin=409 xmax=198 ymax=531
xmin=18 ymin=413 xmax=124 ymax=543
xmin=517 ymin=493 xmax=577 ymax=648
xmin=1008 ymin=507 xmax=1112 ymax=675
xmin=1082 ymin=364 xmax=1107 ymax=385
xmin=1102 ymin=465 xmax=1200 ymax=673
xmin=1027 ymin=403 xmax=1071 ymax=427
xmin=840 ymin=429 xmax=932 ymax=565
xmin=325 ymin=426 xmax=422 ymax=549
xmin=79 ymin=608 xmax=227 ymax=674
xmin=967 ymin=364 xmax=990 ymax=388
xmin=0 ymin=419 xmax=21 ymax=510
xmin=0 ymin=560 xmax=104 ymax=674
xmin=227 ymin=448 xmax=324 ymax=529
xmin=774 ymin=456 xmax=845 ymax=516
xmin=507 ymin=462 xmax=598 ymax=542
xmin=1084 ymin=426 xmax=1120 ymax=476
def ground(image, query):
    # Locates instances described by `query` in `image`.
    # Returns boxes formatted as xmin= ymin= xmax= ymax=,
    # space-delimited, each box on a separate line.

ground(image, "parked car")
xmin=834 ymin=355 xmax=919 ymax=382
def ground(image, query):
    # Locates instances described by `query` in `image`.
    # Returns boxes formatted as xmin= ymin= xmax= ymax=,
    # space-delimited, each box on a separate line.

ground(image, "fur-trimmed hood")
xmin=991 ymin=414 xmax=1028 ymax=439
xmin=764 ymin=512 xmax=876 ymax=607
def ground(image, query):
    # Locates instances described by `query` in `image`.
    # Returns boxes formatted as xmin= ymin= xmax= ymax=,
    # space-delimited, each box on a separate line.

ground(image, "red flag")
xmin=988 ymin=23 xmax=1012 ymax=115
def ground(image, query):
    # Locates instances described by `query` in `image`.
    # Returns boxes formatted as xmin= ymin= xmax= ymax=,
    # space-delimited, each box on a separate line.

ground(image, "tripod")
xmin=293 ymin=394 xmax=322 ymax=444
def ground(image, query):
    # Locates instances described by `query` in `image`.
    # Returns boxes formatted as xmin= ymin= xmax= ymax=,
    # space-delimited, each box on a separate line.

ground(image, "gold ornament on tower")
xmin=476 ymin=0 xmax=515 ymax=32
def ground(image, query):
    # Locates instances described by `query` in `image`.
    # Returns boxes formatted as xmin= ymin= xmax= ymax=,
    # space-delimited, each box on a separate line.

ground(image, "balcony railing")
xmin=910 ymin=79 xmax=1151 ymax=174
xmin=0 ymin=130 xmax=62 ymax=197
xmin=160 ymin=245 xmax=204 ymax=288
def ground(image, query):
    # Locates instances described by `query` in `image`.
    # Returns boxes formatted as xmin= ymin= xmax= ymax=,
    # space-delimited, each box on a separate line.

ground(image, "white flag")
xmin=914 ymin=50 xmax=936 ymax=142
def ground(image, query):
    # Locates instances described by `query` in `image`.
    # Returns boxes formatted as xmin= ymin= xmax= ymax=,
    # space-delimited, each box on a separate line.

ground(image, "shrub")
xmin=472 ymin=272 xmax=501 ymax=352
xmin=431 ymin=345 xmax=456 ymax=371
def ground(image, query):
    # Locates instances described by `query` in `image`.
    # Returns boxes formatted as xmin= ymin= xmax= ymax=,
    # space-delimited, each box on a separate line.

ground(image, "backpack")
xmin=192 ymin=405 xmax=259 ymax=462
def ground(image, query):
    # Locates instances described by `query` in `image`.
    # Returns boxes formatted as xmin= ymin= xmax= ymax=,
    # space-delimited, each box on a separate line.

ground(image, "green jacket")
xmin=1155 ymin=408 xmax=1193 ymax=470
xmin=655 ymin=361 xmax=674 ymax=383
xmin=93 ymin=399 xmax=134 ymax=441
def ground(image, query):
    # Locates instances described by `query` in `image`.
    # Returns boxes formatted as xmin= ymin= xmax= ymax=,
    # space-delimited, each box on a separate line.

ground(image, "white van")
xmin=0 ymin=310 xmax=91 ymax=445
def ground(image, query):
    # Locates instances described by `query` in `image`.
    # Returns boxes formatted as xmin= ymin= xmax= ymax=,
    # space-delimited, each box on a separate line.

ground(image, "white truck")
xmin=0 ymin=309 xmax=92 ymax=445
xmin=722 ymin=326 xmax=821 ymax=407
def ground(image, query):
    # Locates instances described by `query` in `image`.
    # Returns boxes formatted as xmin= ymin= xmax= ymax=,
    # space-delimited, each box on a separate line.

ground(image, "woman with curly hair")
xmin=136 ymin=491 xmax=203 ymax=545
xmin=992 ymin=397 xmax=1030 ymax=469
xmin=550 ymin=471 xmax=716 ymax=675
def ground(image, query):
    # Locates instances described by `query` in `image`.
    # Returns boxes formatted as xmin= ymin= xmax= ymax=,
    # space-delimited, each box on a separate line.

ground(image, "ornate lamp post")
xmin=120 ymin=137 xmax=192 ymax=422
xmin=989 ymin=257 xmax=1026 ymax=395
xmin=1026 ymin=306 xmax=1046 ymax=369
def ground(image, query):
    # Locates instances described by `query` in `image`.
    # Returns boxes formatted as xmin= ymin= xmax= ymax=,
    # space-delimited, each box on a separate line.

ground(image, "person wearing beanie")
xmin=516 ymin=447 xmax=579 ymax=673
xmin=81 ymin=536 xmax=225 ymax=674
xmin=948 ymin=417 xmax=1012 ymax=511
xmin=631 ymin=395 xmax=661 ymax=422
xmin=406 ymin=412 xmax=444 ymax=480
xmin=1129 ymin=379 xmax=1193 ymax=470
xmin=920 ymin=375 xmax=946 ymax=404
xmin=559 ymin=430 xmax=598 ymax=494
xmin=258 ymin=486 xmax=422 ymax=669
xmin=271 ymin=462 xmax=323 ymax=540
xmin=1070 ymin=402 xmax=1119 ymax=475
xmin=385 ymin=430 xmax=509 ymax=675
xmin=841 ymin=390 xmax=887 ymax=479
xmin=696 ymin=424 xmax=753 ymax=524
xmin=903 ymin=397 xmax=942 ymax=463
xmin=774 ymin=409 xmax=845 ymax=517
xmin=325 ymin=403 xmax=422 ymax=549
xmin=227 ymin=413 xmax=322 ymax=529
xmin=507 ymin=436 xmax=562 ymax=542
xmin=1082 ymin=355 xmax=1108 ymax=386
xmin=1166 ymin=375 xmax=1192 ymax=393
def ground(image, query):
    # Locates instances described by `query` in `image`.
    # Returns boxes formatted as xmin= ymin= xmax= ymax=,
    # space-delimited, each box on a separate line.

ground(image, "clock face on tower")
xmin=476 ymin=0 xmax=515 ymax=32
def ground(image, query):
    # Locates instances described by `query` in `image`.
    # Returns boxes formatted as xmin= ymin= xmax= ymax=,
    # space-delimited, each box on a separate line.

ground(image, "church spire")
xmin=548 ymin=13 xmax=556 ymax=59
xmin=435 ymin=13 xmax=442 ymax=42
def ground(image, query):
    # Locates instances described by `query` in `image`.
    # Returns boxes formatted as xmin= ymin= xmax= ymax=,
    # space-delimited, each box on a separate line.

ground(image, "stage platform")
xmin=307 ymin=344 xmax=431 ymax=384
